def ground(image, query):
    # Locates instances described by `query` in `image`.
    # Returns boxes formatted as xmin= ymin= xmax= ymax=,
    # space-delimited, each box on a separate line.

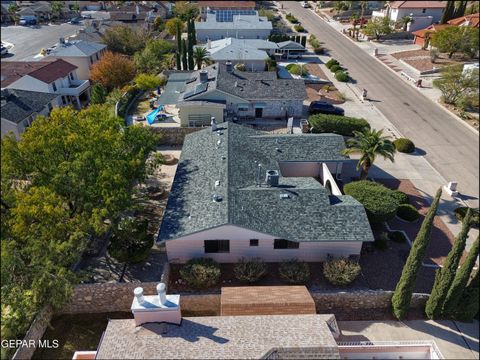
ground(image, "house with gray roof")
xmin=159 ymin=122 xmax=374 ymax=263
xmin=1 ymin=89 xmax=58 ymax=139
xmin=46 ymin=39 xmax=107 ymax=80
xmin=195 ymin=11 xmax=272 ymax=42
xmin=196 ymin=38 xmax=279 ymax=71
xmin=159 ymin=62 xmax=306 ymax=127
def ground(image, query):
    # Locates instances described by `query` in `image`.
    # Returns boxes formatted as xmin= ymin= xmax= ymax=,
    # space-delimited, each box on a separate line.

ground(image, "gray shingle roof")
xmin=48 ymin=40 xmax=106 ymax=57
xmin=158 ymin=122 xmax=374 ymax=243
xmin=1 ymin=89 xmax=57 ymax=124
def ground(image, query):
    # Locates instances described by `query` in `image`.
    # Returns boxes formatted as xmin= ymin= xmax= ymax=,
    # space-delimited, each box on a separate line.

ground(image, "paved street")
xmin=1 ymin=23 xmax=83 ymax=60
xmin=282 ymin=2 xmax=479 ymax=208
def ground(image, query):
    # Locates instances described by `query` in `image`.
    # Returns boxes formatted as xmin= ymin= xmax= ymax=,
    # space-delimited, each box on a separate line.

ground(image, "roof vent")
xmin=265 ymin=170 xmax=279 ymax=187
xmin=212 ymin=193 xmax=223 ymax=202
xmin=225 ymin=61 xmax=233 ymax=73
xmin=199 ymin=70 xmax=208 ymax=83
xmin=280 ymin=193 xmax=290 ymax=199
xmin=211 ymin=116 xmax=217 ymax=131
xmin=215 ymin=180 xmax=220 ymax=187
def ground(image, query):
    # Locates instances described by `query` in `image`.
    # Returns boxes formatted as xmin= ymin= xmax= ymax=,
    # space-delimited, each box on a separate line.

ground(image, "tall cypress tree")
xmin=187 ymin=19 xmax=194 ymax=70
xmin=453 ymin=0 xmax=468 ymax=19
xmin=425 ymin=209 xmax=472 ymax=319
xmin=441 ymin=1 xmax=455 ymax=23
xmin=454 ymin=269 xmax=479 ymax=321
xmin=391 ymin=188 xmax=442 ymax=320
xmin=191 ymin=17 xmax=197 ymax=45
xmin=176 ymin=21 xmax=182 ymax=70
xmin=181 ymin=39 xmax=188 ymax=71
xmin=443 ymin=235 xmax=479 ymax=316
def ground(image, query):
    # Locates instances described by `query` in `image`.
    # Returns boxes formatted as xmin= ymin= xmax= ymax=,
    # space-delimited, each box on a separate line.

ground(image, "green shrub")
xmin=308 ymin=114 xmax=370 ymax=136
xmin=392 ymin=190 xmax=410 ymax=205
xmin=279 ymin=259 xmax=310 ymax=284
xmin=344 ymin=180 xmax=400 ymax=223
xmin=389 ymin=231 xmax=408 ymax=243
xmin=325 ymin=59 xmax=339 ymax=69
xmin=234 ymin=257 xmax=267 ymax=283
xmin=314 ymin=47 xmax=324 ymax=54
xmin=234 ymin=63 xmax=247 ymax=71
xmin=179 ymin=258 xmax=221 ymax=288
xmin=117 ymin=85 xmax=140 ymax=118
xmin=454 ymin=207 xmax=480 ymax=228
xmin=294 ymin=24 xmax=305 ymax=32
xmin=397 ymin=204 xmax=420 ymax=222
xmin=393 ymin=138 xmax=416 ymax=153
xmin=286 ymin=13 xmax=298 ymax=23
xmin=323 ymin=257 xmax=361 ymax=286
xmin=286 ymin=63 xmax=307 ymax=76
xmin=330 ymin=64 xmax=342 ymax=73
xmin=335 ymin=70 xmax=349 ymax=82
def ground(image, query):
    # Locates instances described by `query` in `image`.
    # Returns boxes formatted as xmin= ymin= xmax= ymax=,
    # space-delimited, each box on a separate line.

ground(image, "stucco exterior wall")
xmin=49 ymin=56 xmax=90 ymax=80
xmin=165 ymin=225 xmax=363 ymax=263
xmin=391 ymin=7 xmax=444 ymax=23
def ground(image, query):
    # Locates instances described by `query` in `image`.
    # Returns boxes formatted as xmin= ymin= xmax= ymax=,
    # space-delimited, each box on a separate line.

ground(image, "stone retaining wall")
xmin=150 ymin=127 xmax=202 ymax=146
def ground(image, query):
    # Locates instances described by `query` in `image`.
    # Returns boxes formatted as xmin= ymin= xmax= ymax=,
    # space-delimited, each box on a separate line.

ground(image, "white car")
xmin=301 ymin=1 xmax=310 ymax=8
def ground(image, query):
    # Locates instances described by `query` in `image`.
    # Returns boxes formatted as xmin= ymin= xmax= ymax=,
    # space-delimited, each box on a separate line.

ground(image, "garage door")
xmin=188 ymin=114 xmax=211 ymax=127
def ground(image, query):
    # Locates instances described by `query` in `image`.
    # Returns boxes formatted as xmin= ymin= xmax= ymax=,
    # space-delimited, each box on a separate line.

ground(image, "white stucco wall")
xmin=391 ymin=7 xmax=444 ymax=23
xmin=165 ymin=224 xmax=363 ymax=263
xmin=49 ymin=56 xmax=91 ymax=80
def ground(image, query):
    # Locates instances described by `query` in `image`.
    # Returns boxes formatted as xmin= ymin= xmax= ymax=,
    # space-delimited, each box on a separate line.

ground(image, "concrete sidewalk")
xmin=338 ymin=320 xmax=480 ymax=359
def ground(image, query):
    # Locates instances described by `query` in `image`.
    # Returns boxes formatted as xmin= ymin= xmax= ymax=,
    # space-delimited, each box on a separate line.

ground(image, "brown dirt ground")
xmin=391 ymin=49 xmax=465 ymax=72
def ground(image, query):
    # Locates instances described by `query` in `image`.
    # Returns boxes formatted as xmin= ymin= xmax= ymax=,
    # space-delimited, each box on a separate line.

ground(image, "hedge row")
xmin=117 ymin=85 xmax=140 ymax=118
xmin=308 ymin=114 xmax=370 ymax=136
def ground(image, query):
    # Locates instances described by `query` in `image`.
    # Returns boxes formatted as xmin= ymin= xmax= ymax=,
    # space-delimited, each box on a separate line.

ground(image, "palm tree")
xmin=7 ymin=3 xmax=18 ymax=24
xmin=399 ymin=16 xmax=414 ymax=31
xmin=342 ymin=128 xmax=396 ymax=180
xmin=193 ymin=47 xmax=209 ymax=70
xmin=350 ymin=13 xmax=360 ymax=39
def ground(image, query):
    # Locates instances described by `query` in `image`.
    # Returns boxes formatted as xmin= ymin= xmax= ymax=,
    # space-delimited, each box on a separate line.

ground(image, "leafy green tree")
xmin=7 ymin=3 xmax=18 ymax=24
xmin=134 ymin=73 xmax=166 ymax=90
xmin=71 ymin=2 xmax=80 ymax=13
xmin=102 ymin=25 xmax=149 ymax=55
xmin=433 ymin=65 xmax=479 ymax=106
xmin=153 ymin=16 xmax=165 ymax=32
xmin=441 ymin=0 xmax=455 ymax=23
xmin=187 ymin=19 xmax=195 ymax=70
xmin=133 ymin=39 xmax=174 ymax=74
xmin=342 ymin=128 xmax=396 ymax=180
xmin=391 ymin=188 xmax=442 ymax=320
xmin=431 ymin=26 xmax=479 ymax=58
xmin=443 ymin=236 xmax=479 ymax=317
xmin=90 ymin=51 xmax=136 ymax=90
xmin=181 ymin=39 xmax=188 ymax=70
xmin=175 ymin=20 xmax=182 ymax=70
xmin=453 ymin=0 xmax=468 ymax=18
xmin=166 ymin=17 xmax=184 ymax=36
xmin=265 ymin=56 xmax=277 ymax=71
xmin=51 ymin=1 xmax=64 ymax=19
xmin=363 ymin=17 xmax=393 ymax=41
xmin=173 ymin=1 xmax=199 ymax=21
xmin=90 ymin=83 xmax=108 ymax=104
xmin=398 ymin=16 xmax=414 ymax=31
xmin=425 ymin=209 xmax=472 ymax=319
xmin=193 ymin=47 xmax=209 ymax=70
xmin=107 ymin=218 xmax=154 ymax=281
xmin=466 ymin=2 xmax=479 ymax=15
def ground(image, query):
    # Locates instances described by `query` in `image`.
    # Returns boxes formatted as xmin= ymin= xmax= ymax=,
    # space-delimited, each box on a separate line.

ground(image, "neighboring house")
xmin=197 ymin=1 xmax=256 ymax=20
xmin=158 ymin=122 xmax=374 ymax=263
xmin=46 ymin=39 xmax=107 ymax=80
xmin=447 ymin=12 xmax=480 ymax=28
xmin=196 ymin=38 xmax=279 ymax=71
xmin=412 ymin=24 xmax=450 ymax=48
xmin=158 ymin=62 xmax=306 ymax=126
xmin=373 ymin=1 xmax=446 ymax=32
xmin=1 ymin=59 xmax=91 ymax=109
xmin=195 ymin=11 xmax=272 ymax=42
xmin=276 ymin=40 xmax=308 ymax=59
xmin=1 ymin=88 xmax=58 ymax=139
xmin=108 ymin=2 xmax=166 ymax=23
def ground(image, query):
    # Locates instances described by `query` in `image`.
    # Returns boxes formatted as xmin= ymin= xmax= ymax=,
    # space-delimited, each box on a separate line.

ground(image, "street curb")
xmin=313 ymin=10 xmax=479 ymax=135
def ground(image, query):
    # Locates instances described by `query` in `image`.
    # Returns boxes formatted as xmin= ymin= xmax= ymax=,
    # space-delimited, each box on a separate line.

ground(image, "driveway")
xmin=1 ymin=23 xmax=83 ymax=60
xmin=281 ymin=1 xmax=479 ymax=208
xmin=338 ymin=320 xmax=479 ymax=359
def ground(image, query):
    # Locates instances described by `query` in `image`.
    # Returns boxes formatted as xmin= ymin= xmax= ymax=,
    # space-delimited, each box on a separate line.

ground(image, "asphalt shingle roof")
xmin=48 ymin=40 xmax=106 ymax=57
xmin=1 ymin=89 xmax=57 ymax=124
xmin=158 ymin=122 xmax=374 ymax=243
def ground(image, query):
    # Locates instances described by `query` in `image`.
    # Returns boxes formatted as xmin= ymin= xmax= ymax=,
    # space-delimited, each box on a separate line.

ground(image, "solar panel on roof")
xmin=214 ymin=10 xmax=256 ymax=22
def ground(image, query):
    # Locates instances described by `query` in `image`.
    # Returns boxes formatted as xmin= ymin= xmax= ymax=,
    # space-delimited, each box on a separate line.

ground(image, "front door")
xmin=255 ymin=107 xmax=263 ymax=118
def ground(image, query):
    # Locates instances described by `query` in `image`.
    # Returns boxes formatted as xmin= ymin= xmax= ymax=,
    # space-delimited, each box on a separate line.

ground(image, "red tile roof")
xmin=412 ymin=24 xmax=451 ymax=38
xmin=447 ymin=12 xmax=480 ymax=27
xmin=389 ymin=1 xmax=446 ymax=9
xmin=198 ymin=1 xmax=256 ymax=9
xmin=1 ymin=59 xmax=77 ymax=87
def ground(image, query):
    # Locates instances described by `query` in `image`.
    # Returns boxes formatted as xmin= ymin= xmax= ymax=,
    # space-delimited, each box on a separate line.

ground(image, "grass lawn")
xmin=33 ymin=312 xmax=132 ymax=360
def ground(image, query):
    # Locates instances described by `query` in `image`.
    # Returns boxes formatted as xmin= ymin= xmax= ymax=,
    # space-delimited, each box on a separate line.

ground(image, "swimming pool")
xmin=146 ymin=105 xmax=164 ymax=125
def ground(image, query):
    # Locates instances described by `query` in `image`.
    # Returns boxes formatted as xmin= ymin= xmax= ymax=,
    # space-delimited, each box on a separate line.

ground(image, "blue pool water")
xmin=146 ymin=105 xmax=164 ymax=125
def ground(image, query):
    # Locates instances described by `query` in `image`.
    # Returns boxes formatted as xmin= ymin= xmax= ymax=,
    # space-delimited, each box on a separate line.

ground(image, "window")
xmin=52 ymin=82 xmax=57 ymax=92
xmin=204 ymin=240 xmax=230 ymax=253
xmin=274 ymin=239 xmax=299 ymax=249
xmin=250 ymin=239 xmax=259 ymax=247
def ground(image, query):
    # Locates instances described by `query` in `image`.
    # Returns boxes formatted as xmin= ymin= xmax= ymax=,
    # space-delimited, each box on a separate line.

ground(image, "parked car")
xmin=1 ymin=45 xmax=8 ymax=56
xmin=82 ymin=14 xmax=93 ymax=19
xmin=301 ymin=1 xmax=310 ymax=8
xmin=309 ymin=101 xmax=345 ymax=116
xmin=19 ymin=15 xmax=37 ymax=25
xmin=68 ymin=17 xmax=82 ymax=24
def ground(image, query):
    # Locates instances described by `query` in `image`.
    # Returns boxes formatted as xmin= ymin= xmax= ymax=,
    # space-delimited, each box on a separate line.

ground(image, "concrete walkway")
xmin=338 ymin=320 xmax=479 ymax=359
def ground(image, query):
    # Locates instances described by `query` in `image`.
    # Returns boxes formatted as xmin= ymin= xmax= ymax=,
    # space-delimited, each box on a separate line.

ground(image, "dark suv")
xmin=308 ymin=101 xmax=344 ymax=116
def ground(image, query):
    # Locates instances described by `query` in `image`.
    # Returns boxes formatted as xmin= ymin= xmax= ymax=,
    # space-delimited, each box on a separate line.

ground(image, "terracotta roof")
xmin=412 ymin=24 xmax=451 ymax=37
xmin=198 ymin=1 xmax=256 ymax=9
xmin=1 ymin=59 xmax=77 ymax=87
xmin=447 ymin=13 xmax=480 ymax=27
xmin=389 ymin=1 xmax=446 ymax=9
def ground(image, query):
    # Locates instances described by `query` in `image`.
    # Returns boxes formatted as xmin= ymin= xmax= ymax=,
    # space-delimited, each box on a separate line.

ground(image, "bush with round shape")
xmin=308 ymin=114 xmax=370 ymax=136
xmin=330 ymin=64 xmax=343 ymax=73
xmin=286 ymin=63 xmax=307 ymax=76
xmin=454 ymin=207 xmax=480 ymax=228
xmin=325 ymin=59 xmax=339 ymax=69
xmin=234 ymin=257 xmax=267 ymax=283
xmin=179 ymin=258 xmax=221 ymax=288
xmin=393 ymin=138 xmax=416 ymax=153
xmin=294 ymin=24 xmax=305 ymax=32
xmin=396 ymin=204 xmax=420 ymax=222
xmin=234 ymin=63 xmax=246 ymax=71
xmin=389 ymin=231 xmax=408 ymax=243
xmin=279 ymin=259 xmax=310 ymax=284
xmin=392 ymin=190 xmax=410 ymax=205
xmin=323 ymin=257 xmax=361 ymax=286
xmin=335 ymin=70 xmax=349 ymax=82
xmin=343 ymin=180 xmax=400 ymax=223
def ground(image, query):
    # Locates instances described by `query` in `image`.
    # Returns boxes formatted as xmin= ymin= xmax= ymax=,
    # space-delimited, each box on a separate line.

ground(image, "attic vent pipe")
xmin=225 ymin=61 xmax=233 ymax=73
xmin=199 ymin=70 xmax=208 ymax=83
xmin=211 ymin=116 xmax=217 ymax=131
